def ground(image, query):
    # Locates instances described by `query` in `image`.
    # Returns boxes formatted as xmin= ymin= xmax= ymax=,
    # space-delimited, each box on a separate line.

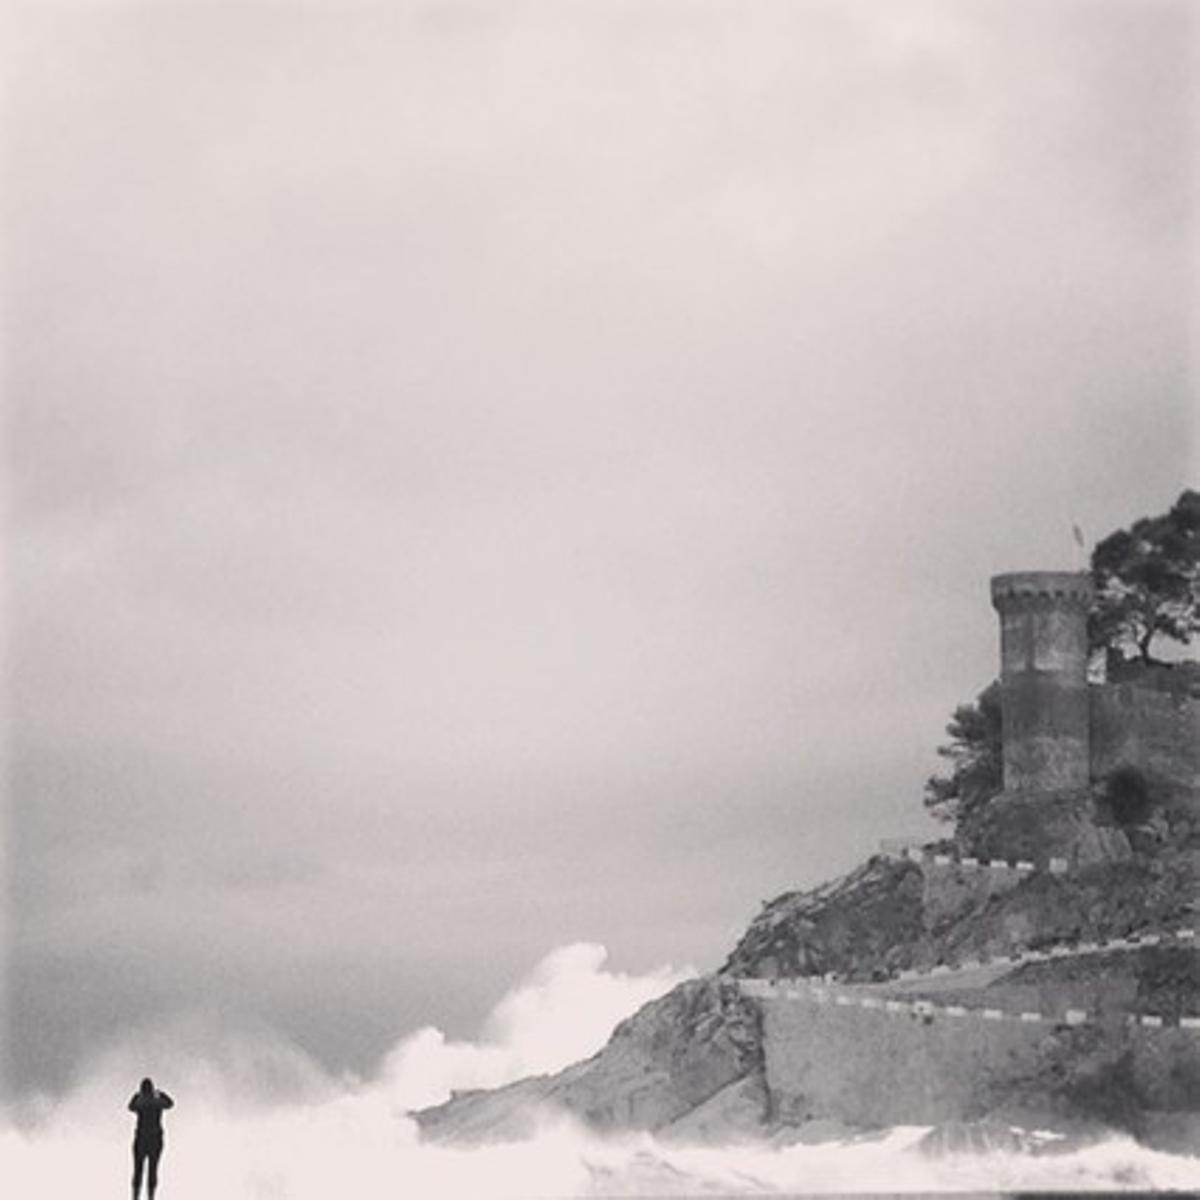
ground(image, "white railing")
xmin=880 ymin=844 xmax=1072 ymax=875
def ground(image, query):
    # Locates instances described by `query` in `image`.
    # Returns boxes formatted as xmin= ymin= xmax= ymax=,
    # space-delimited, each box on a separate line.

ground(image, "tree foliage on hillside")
xmin=923 ymin=681 xmax=1003 ymax=824
xmin=1089 ymin=489 xmax=1200 ymax=664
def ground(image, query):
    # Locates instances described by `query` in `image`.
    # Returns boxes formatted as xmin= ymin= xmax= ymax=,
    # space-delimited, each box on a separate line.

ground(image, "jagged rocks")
xmin=720 ymin=858 xmax=926 ymax=981
xmin=958 ymin=790 xmax=1134 ymax=866
xmin=416 ymin=977 xmax=766 ymax=1143
xmin=721 ymin=851 xmax=1195 ymax=981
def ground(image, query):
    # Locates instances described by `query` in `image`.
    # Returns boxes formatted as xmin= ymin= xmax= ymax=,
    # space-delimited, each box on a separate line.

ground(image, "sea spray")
xmin=5 ymin=1101 xmax=1200 ymax=1196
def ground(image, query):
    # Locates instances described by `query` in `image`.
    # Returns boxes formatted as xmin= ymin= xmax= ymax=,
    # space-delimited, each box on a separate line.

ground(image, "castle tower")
xmin=990 ymin=571 xmax=1093 ymax=795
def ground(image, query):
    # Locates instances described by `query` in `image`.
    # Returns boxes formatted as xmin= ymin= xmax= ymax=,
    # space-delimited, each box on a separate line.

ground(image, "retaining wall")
xmin=757 ymin=989 xmax=1051 ymax=1126
xmin=747 ymin=981 xmax=1200 ymax=1129
xmin=1091 ymin=683 xmax=1200 ymax=803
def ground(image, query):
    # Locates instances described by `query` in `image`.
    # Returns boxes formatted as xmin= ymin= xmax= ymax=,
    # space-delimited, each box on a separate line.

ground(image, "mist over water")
xmin=6 ymin=1115 xmax=1199 ymax=1198
xmin=3 ymin=944 xmax=1199 ymax=1196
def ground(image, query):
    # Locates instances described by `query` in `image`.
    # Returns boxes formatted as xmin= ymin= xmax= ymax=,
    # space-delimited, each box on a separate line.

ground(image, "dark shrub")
xmin=1101 ymin=765 xmax=1157 ymax=828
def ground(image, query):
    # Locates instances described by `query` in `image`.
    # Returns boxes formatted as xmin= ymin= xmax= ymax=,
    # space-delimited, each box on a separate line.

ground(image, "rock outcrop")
xmin=416 ymin=977 xmax=767 ymax=1143
xmin=720 ymin=858 xmax=926 ymax=981
xmin=725 ymin=850 xmax=1195 ymax=979
xmin=416 ymin=845 xmax=1198 ymax=1148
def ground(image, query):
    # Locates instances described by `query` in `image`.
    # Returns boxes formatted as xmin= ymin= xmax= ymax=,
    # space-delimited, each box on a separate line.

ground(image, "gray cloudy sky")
xmin=4 ymin=0 xmax=1196 ymax=1093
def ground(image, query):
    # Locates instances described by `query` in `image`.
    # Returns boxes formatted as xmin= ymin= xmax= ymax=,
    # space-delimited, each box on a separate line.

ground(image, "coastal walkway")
xmin=737 ymin=925 xmax=1199 ymax=1031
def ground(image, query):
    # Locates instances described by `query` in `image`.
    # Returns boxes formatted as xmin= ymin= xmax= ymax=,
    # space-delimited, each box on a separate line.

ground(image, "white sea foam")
xmin=3 ymin=943 xmax=1198 ymax=1196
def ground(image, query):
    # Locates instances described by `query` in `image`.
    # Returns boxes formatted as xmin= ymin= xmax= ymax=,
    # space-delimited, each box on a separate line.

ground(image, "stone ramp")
xmin=863 ymin=960 xmax=1014 ymax=994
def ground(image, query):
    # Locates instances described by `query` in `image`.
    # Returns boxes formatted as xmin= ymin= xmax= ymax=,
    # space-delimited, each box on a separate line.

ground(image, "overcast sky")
xmin=4 ymin=0 xmax=1195 ymax=1095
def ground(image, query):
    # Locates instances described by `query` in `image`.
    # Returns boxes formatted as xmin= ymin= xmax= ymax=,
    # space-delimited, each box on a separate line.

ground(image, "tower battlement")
xmin=990 ymin=571 xmax=1093 ymax=611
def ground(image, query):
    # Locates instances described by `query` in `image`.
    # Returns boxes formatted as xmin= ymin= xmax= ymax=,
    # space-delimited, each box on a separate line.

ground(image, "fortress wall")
xmin=1091 ymin=684 xmax=1200 ymax=803
xmin=760 ymin=995 xmax=1051 ymax=1126
xmin=758 ymin=994 xmax=1200 ymax=1128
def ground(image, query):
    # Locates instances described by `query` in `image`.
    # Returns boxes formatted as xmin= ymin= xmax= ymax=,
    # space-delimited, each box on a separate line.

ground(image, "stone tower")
xmin=990 ymin=571 xmax=1093 ymax=795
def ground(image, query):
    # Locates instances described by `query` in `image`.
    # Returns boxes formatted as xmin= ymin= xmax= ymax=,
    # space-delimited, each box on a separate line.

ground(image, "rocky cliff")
xmin=416 ymin=976 xmax=769 ymax=1143
xmin=724 ymin=848 xmax=1195 ymax=979
xmin=416 ymin=838 xmax=1198 ymax=1148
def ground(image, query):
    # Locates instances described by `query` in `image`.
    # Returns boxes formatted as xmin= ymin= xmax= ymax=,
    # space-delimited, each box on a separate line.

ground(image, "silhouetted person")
xmin=128 ymin=1077 xmax=173 ymax=1200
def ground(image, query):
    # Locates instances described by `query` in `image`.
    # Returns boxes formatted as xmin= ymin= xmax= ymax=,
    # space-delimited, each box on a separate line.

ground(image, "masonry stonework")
xmin=990 ymin=570 xmax=1199 ymax=811
xmin=758 ymin=993 xmax=1200 ymax=1129
xmin=1091 ymin=674 xmax=1200 ymax=804
xmin=990 ymin=572 xmax=1093 ymax=795
xmin=762 ymin=995 xmax=1047 ymax=1125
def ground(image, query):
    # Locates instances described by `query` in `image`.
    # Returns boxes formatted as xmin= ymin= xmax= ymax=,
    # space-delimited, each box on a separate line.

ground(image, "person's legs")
xmin=147 ymin=1141 xmax=163 ymax=1199
xmin=132 ymin=1143 xmax=146 ymax=1199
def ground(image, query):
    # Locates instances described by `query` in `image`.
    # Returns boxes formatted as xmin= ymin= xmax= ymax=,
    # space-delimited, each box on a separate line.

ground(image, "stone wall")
xmin=756 ymin=991 xmax=1200 ymax=1129
xmin=761 ymin=993 xmax=1055 ymax=1126
xmin=991 ymin=573 xmax=1092 ymax=794
xmin=1091 ymin=682 xmax=1200 ymax=805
